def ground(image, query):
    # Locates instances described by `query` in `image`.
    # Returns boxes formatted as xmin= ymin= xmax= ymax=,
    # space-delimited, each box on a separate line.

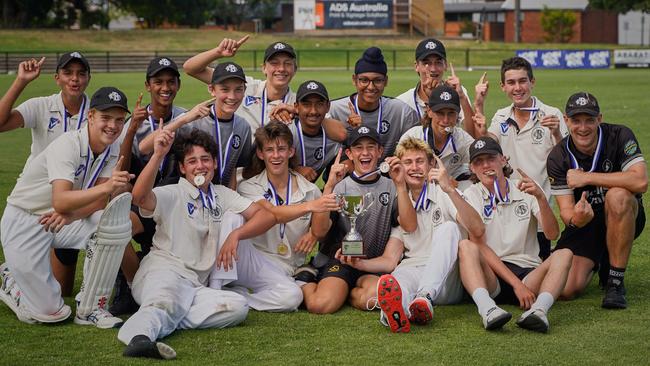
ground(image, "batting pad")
xmin=77 ymin=192 xmax=133 ymax=317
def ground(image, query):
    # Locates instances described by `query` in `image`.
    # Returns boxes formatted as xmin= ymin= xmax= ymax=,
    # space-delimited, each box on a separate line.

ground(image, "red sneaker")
xmin=377 ymin=274 xmax=410 ymax=333
xmin=408 ymin=296 xmax=434 ymax=325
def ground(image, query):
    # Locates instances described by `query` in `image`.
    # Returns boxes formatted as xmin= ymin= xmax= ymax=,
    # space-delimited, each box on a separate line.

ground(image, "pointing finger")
xmin=516 ymin=168 xmax=530 ymax=180
xmin=479 ymin=72 xmax=487 ymax=85
xmin=348 ymin=101 xmax=357 ymax=115
xmin=432 ymin=154 xmax=444 ymax=168
xmin=201 ymin=97 xmax=217 ymax=107
xmin=114 ymin=155 xmax=124 ymax=171
xmin=135 ymin=93 xmax=143 ymax=109
xmin=334 ymin=147 xmax=342 ymax=165
xmin=236 ymin=35 xmax=250 ymax=46
xmin=37 ymin=56 xmax=46 ymax=67
xmin=449 ymin=62 xmax=456 ymax=77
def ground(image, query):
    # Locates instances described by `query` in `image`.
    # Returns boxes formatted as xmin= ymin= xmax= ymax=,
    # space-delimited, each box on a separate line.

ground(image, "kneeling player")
xmin=460 ymin=137 xmax=572 ymax=332
xmin=1 ymin=87 xmax=134 ymax=328
xmin=119 ymin=128 xmax=275 ymax=359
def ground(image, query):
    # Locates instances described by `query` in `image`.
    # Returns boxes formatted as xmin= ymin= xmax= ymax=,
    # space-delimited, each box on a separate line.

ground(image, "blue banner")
xmin=516 ymin=50 xmax=610 ymax=69
xmin=317 ymin=1 xmax=393 ymax=29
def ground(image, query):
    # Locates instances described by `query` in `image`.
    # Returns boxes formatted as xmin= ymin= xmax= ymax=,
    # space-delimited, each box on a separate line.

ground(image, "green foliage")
xmin=541 ymin=7 xmax=577 ymax=43
xmin=0 ymin=0 xmax=55 ymax=28
xmin=589 ymin=0 xmax=650 ymax=13
xmin=459 ymin=19 xmax=476 ymax=35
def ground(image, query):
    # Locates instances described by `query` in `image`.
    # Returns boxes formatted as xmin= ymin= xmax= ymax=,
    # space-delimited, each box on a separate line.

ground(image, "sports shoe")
xmin=110 ymin=271 xmax=139 ymax=316
xmin=74 ymin=307 xmax=124 ymax=329
xmin=482 ymin=306 xmax=512 ymax=330
xmin=516 ymin=308 xmax=549 ymax=333
xmin=602 ymin=283 xmax=627 ymax=309
xmin=408 ymin=294 xmax=434 ymax=326
xmin=0 ymin=264 xmax=37 ymax=324
xmin=123 ymin=335 xmax=176 ymax=360
xmin=293 ymin=264 xmax=318 ymax=283
xmin=377 ymin=274 xmax=410 ymax=333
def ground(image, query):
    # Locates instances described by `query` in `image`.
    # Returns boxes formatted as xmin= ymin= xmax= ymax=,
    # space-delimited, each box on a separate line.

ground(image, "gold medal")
xmin=277 ymin=243 xmax=289 ymax=256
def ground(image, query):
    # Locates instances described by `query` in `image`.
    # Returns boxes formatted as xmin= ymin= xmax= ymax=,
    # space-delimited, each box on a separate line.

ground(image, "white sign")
xmin=614 ymin=49 xmax=650 ymax=68
xmin=294 ymin=0 xmax=316 ymax=30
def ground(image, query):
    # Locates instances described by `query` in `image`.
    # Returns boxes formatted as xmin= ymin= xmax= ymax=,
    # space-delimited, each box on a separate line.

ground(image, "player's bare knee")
xmin=605 ymin=187 xmax=635 ymax=218
xmin=458 ymin=239 xmax=478 ymax=262
xmin=550 ymin=248 xmax=573 ymax=269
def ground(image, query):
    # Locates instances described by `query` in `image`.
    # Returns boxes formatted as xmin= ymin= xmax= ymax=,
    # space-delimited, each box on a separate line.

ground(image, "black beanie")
xmin=354 ymin=47 xmax=388 ymax=75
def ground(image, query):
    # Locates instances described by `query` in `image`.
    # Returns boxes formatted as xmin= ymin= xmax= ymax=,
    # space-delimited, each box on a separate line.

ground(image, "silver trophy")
xmin=338 ymin=192 xmax=375 ymax=257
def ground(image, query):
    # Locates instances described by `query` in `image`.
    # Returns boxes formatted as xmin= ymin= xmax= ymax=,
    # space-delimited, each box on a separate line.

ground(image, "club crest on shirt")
xmin=209 ymin=205 xmax=222 ymax=220
xmin=314 ymin=146 xmax=324 ymax=161
xmin=449 ymin=153 xmax=461 ymax=166
xmin=231 ymin=135 xmax=241 ymax=149
xmin=187 ymin=202 xmax=196 ymax=216
xmin=48 ymin=117 xmax=60 ymax=130
xmin=379 ymin=192 xmax=390 ymax=206
xmin=380 ymin=120 xmax=390 ymax=135
xmin=602 ymin=159 xmax=612 ymax=172
xmin=500 ymin=122 xmax=509 ymax=135
xmin=483 ymin=204 xmax=493 ymax=218
xmin=514 ymin=202 xmax=529 ymax=218
xmin=432 ymin=208 xmax=442 ymax=224
xmin=244 ymin=95 xmax=259 ymax=107
xmin=531 ymin=127 xmax=545 ymax=144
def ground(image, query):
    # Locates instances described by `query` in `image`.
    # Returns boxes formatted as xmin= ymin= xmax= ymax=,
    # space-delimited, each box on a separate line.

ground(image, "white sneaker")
xmin=482 ymin=306 xmax=512 ymax=330
xmin=516 ymin=308 xmax=549 ymax=333
xmin=74 ymin=307 xmax=124 ymax=329
xmin=0 ymin=264 xmax=37 ymax=324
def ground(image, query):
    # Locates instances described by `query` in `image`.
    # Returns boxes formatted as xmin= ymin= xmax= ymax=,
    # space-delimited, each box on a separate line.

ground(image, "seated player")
xmin=119 ymin=128 xmax=275 ymax=359
xmin=400 ymin=85 xmax=475 ymax=190
xmin=0 ymin=87 xmax=135 ymax=328
xmin=337 ymin=137 xmax=484 ymax=333
xmin=547 ymin=92 xmax=647 ymax=309
xmin=299 ymin=126 xmax=415 ymax=314
xmin=460 ymin=136 xmax=572 ymax=333
xmin=230 ymin=122 xmax=338 ymax=311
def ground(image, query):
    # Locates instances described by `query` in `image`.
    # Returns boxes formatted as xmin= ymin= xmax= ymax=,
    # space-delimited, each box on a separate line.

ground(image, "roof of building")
xmin=501 ymin=0 xmax=588 ymax=11
xmin=445 ymin=2 xmax=505 ymax=13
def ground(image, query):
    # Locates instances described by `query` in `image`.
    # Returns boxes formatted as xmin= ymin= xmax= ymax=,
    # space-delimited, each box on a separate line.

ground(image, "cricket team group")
xmin=0 ymin=35 xmax=646 ymax=360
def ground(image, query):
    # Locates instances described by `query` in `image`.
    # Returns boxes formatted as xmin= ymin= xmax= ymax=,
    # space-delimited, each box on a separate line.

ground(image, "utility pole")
xmin=514 ymin=0 xmax=521 ymax=43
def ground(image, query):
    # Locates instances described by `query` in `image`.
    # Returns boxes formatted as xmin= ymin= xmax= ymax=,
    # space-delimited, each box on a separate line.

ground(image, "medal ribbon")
xmin=82 ymin=145 xmax=111 ymax=190
xmin=423 ymin=127 xmax=457 ymax=155
xmin=296 ymin=118 xmax=327 ymax=170
xmin=199 ymin=184 xmax=215 ymax=209
xmin=413 ymin=87 xmax=423 ymax=119
xmin=147 ymin=105 xmax=177 ymax=174
xmin=212 ymin=105 xmax=236 ymax=182
xmin=517 ymin=97 xmax=540 ymax=121
xmin=353 ymin=94 xmax=383 ymax=134
xmin=487 ymin=178 xmax=510 ymax=213
xmin=261 ymin=86 xmax=289 ymax=127
xmin=268 ymin=174 xmax=292 ymax=240
xmin=567 ymin=125 xmax=603 ymax=172
xmin=414 ymin=183 xmax=430 ymax=211
xmin=64 ymin=95 xmax=87 ymax=132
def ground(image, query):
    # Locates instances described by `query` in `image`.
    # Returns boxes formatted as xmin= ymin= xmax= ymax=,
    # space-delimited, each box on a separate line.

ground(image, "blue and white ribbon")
xmin=567 ymin=125 xmax=603 ymax=172
xmin=81 ymin=145 xmax=111 ymax=190
xmin=212 ymin=105 xmax=237 ymax=182
xmin=261 ymin=87 xmax=289 ymax=127
xmin=64 ymin=95 xmax=87 ymax=132
xmin=296 ymin=119 xmax=327 ymax=170
xmin=268 ymin=174 xmax=292 ymax=240
xmin=353 ymin=94 xmax=383 ymax=134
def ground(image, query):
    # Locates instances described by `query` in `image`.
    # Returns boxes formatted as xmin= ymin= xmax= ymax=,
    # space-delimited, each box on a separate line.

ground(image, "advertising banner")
xmin=315 ymin=0 xmax=393 ymax=29
xmin=516 ymin=50 xmax=610 ymax=69
xmin=614 ymin=49 xmax=650 ymax=68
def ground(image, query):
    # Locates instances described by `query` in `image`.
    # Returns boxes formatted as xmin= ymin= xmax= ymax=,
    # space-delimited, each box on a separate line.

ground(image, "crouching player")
xmin=118 ymin=126 xmax=275 ymax=359
xmin=460 ymin=137 xmax=572 ymax=332
xmin=1 ymin=87 xmax=134 ymax=328
xmin=347 ymin=137 xmax=484 ymax=332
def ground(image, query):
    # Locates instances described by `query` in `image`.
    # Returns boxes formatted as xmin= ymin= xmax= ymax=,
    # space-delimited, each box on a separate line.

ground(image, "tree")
xmin=540 ymin=7 xmax=576 ymax=43
xmin=589 ymin=0 xmax=650 ymax=13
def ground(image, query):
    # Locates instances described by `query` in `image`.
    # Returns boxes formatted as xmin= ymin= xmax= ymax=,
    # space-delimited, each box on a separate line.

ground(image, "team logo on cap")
xmin=225 ymin=64 xmax=238 ymax=73
xmin=159 ymin=58 xmax=171 ymax=66
xmin=425 ymin=41 xmax=436 ymax=50
xmin=108 ymin=91 xmax=121 ymax=102
xmin=358 ymin=126 xmax=370 ymax=134
xmin=306 ymin=82 xmax=319 ymax=90
xmin=474 ymin=140 xmax=486 ymax=149
xmin=274 ymin=43 xmax=286 ymax=50
xmin=440 ymin=92 xmax=452 ymax=101
xmin=70 ymin=52 xmax=82 ymax=58
xmin=575 ymin=97 xmax=588 ymax=106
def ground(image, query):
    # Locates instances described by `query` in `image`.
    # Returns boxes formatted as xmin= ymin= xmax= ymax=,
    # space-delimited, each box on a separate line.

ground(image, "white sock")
xmin=532 ymin=292 xmax=554 ymax=313
xmin=471 ymin=288 xmax=497 ymax=316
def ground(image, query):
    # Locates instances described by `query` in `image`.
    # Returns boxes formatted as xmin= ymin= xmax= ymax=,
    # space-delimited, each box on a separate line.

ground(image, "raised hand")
xmin=215 ymin=35 xmax=250 ymax=58
xmin=270 ymin=103 xmax=297 ymax=124
xmin=572 ymin=191 xmax=594 ymax=227
xmin=540 ymin=114 xmax=561 ymax=134
xmin=130 ymin=93 xmax=148 ymax=128
xmin=347 ymin=101 xmax=362 ymax=128
xmin=325 ymin=148 xmax=347 ymax=188
xmin=516 ymin=168 xmax=544 ymax=199
xmin=188 ymin=97 xmax=214 ymax=120
xmin=109 ymin=155 xmax=136 ymax=193
xmin=474 ymin=72 xmax=489 ymax=108
xmin=446 ymin=62 xmax=462 ymax=94
xmin=153 ymin=117 xmax=175 ymax=157
xmin=385 ymin=156 xmax=405 ymax=186
xmin=17 ymin=57 xmax=45 ymax=84
xmin=429 ymin=155 xmax=454 ymax=193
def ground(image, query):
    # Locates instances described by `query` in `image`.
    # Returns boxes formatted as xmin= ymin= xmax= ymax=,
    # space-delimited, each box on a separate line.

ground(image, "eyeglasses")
xmin=356 ymin=77 xmax=386 ymax=87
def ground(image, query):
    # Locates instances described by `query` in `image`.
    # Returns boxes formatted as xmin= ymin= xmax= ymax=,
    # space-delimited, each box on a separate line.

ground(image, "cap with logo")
xmin=211 ymin=62 xmax=247 ymax=85
xmin=427 ymin=84 xmax=460 ymax=112
xmin=146 ymin=57 xmax=180 ymax=79
xmin=469 ymin=136 xmax=502 ymax=162
xmin=347 ymin=125 xmax=381 ymax=146
xmin=90 ymin=86 xmax=129 ymax=113
xmin=415 ymin=38 xmax=446 ymax=61
xmin=264 ymin=42 xmax=297 ymax=62
xmin=565 ymin=92 xmax=600 ymax=117
xmin=296 ymin=80 xmax=329 ymax=102
xmin=57 ymin=51 xmax=90 ymax=72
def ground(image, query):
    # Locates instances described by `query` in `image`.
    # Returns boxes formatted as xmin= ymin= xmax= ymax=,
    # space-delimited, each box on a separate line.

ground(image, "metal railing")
xmin=0 ymin=48 xmax=523 ymax=73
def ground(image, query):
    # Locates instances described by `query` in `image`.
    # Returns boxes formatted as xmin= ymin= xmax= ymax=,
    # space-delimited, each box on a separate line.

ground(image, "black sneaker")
xmin=293 ymin=264 xmax=318 ymax=283
xmin=123 ymin=335 xmax=176 ymax=360
xmin=602 ymin=284 xmax=627 ymax=309
xmin=110 ymin=271 xmax=139 ymax=316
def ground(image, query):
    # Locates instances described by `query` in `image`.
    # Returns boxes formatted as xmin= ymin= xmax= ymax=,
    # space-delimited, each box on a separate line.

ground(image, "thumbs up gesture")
xmin=571 ymin=191 xmax=594 ymax=227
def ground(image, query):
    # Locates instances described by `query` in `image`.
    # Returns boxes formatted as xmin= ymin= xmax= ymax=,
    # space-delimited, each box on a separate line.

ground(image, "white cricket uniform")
xmin=488 ymin=97 xmax=568 ymax=201
xmin=399 ymin=126 xmax=474 ymax=182
xmin=390 ymin=182 xmax=465 ymax=311
xmin=395 ymin=84 xmax=470 ymax=126
xmin=1 ymin=126 xmax=119 ymax=317
xmin=15 ymin=92 xmax=90 ymax=166
xmin=464 ymin=180 xmax=543 ymax=268
xmin=238 ymin=77 xmax=296 ymax=136
xmin=118 ymin=178 xmax=251 ymax=344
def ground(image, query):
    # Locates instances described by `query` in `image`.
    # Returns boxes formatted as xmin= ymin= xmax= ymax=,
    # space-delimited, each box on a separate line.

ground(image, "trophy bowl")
xmin=338 ymin=192 xmax=374 ymax=257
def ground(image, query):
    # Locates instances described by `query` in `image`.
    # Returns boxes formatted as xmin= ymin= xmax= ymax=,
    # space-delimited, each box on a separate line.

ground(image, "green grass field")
xmin=1 ymin=66 xmax=650 ymax=365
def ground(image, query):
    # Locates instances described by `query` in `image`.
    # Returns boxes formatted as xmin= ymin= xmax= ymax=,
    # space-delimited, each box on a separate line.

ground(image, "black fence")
xmin=0 ymin=48 xmax=523 ymax=73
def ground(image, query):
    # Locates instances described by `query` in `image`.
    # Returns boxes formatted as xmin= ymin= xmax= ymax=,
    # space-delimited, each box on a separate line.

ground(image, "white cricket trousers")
xmin=118 ymin=269 xmax=249 ymax=345
xmin=0 ymin=204 xmax=100 ymax=316
xmin=212 ymin=214 xmax=303 ymax=312
xmin=392 ymin=221 xmax=464 ymax=310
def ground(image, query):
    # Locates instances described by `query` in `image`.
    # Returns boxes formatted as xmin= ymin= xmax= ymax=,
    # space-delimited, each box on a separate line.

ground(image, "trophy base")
xmin=341 ymin=240 xmax=365 ymax=257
